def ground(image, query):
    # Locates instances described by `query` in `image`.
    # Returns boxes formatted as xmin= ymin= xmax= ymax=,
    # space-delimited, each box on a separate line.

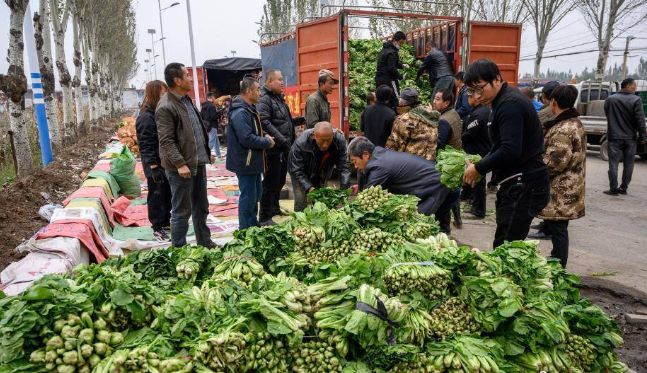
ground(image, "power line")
xmin=520 ymin=40 xmax=598 ymax=58
xmin=519 ymin=47 xmax=647 ymax=61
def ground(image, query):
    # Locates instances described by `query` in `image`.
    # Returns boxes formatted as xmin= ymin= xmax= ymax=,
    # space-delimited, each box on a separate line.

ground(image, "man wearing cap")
xmin=538 ymin=81 xmax=560 ymax=125
xmin=385 ymin=87 xmax=441 ymax=162
xmin=305 ymin=69 xmax=338 ymax=128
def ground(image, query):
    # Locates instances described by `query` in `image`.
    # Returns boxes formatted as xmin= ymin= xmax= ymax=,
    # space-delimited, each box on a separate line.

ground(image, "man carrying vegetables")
xmin=349 ymin=136 xmax=459 ymax=219
xmin=537 ymin=84 xmax=587 ymax=267
xmin=288 ymin=121 xmax=353 ymax=212
xmin=462 ymin=59 xmax=550 ymax=249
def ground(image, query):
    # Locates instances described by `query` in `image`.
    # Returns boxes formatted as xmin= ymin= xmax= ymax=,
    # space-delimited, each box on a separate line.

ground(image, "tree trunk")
xmin=34 ymin=0 xmax=61 ymax=151
xmin=5 ymin=2 xmax=35 ymax=177
xmin=50 ymin=0 xmax=75 ymax=142
xmin=82 ymin=32 xmax=96 ymax=130
xmin=533 ymin=37 xmax=546 ymax=79
xmin=72 ymin=15 xmax=85 ymax=135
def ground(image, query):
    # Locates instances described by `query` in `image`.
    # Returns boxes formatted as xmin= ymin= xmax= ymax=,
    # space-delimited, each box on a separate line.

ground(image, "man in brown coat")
xmin=537 ymin=84 xmax=586 ymax=267
xmin=385 ymin=87 xmax=441 ymax=161
xmin=156 ymin=62 xmax=217 ymax=248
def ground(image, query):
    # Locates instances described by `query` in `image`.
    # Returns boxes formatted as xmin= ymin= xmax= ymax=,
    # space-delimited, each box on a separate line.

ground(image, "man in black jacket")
xmin=417 ymin=42 xmax=454 ymax=100
xmin=257 ymin=69 xmax=306 ymax=225
xmin=462 ymin=59 xmax=549 ymax=249
xmin=603 ymin=78 xmax=647 ymax=195
xmin=375 ymin=31 xmax=407 ymax=109
xmin=201 ymin=93 xmax=224 ymax=158
xmin=461 ymin=92 xmax=492 ymax=218
xmin=288 ymin=122 xmax=352 ymax=212
xmin=360 ymin=85 xmax=396 ymax=147
xmin=349 ymin=137 xmax=459 ymax=218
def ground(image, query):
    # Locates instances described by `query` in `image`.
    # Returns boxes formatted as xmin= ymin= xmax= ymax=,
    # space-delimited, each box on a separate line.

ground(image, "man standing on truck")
xmin=603 ymin=78 xmax=647 ymax=196
xmin=288 ymin=122 xmax=352 ymax=212
xmin=417 ymin=42 xmax=454 ymax=100
xmin=462 ymin=59 xmax=550 ymax=249
xmin=375 ymin=31 xmax=407 ymax=109
xmin=305 ymin=69 xmax=337 ymax=128
xmin=257 ymin=70 xmax=306 ymax=226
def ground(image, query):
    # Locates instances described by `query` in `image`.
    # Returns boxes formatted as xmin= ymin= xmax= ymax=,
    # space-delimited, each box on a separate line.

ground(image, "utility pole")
xmin=621 ymin=36 xmax=635 ymax=80
xmin=186 ymin=0 xmax=201 ymax=107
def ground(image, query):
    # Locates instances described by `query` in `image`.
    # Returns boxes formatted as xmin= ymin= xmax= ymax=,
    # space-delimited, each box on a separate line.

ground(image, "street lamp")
xmin=148 ymin=29 xmax=157 ymax=79
xmin=186 ymin=0 xmax=201 ymax=106
xmin=231 ymin=50 xmax=237 ymax=57
xmin=144 ymin=59 xmax=150 ymax=80
xmin=158 ymin=1 xmax=180 ymax=68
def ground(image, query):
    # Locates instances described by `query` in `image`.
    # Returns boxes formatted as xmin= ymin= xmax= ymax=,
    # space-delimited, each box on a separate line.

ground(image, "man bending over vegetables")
xmin=349 ymin=136 xmax=460 ymax=225
xmin=288 ymin=122 xmax=353 ymax=212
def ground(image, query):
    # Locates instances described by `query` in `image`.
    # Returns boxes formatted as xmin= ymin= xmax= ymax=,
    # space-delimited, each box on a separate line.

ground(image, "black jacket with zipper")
xmin=288 ymin=129 xmax=352 ymax=193
xmin=257 ymin=86 xmax=297 ymax=154
xmin=604 ymin=89 xmax=647 ymax=141
xmin=135 ymin=104 xmax=161 ymax=178
xmin=375 ymin=41 xmax=403 ymax=88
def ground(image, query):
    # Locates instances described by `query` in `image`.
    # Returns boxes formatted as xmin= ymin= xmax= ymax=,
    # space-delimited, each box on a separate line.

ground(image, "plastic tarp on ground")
xmin=203 ymin=57 xmax=262 ymax=72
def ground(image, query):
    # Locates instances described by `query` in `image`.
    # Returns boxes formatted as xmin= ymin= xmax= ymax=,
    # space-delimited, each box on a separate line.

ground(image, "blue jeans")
xmin=237 ymin=173 xmax=263 ymax=229
xmin=166 ymin=165 xmax=212 ymax=247
xmin=208 ymin=127 xmax=222 ymax=158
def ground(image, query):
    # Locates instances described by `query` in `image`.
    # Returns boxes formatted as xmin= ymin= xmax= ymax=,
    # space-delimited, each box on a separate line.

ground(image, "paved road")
xmin=451 ymin=152 xmax=647 ymax=295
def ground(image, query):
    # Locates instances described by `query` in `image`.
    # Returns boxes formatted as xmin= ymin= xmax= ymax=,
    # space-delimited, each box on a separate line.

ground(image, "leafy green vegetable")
xmin=436 ymin=146 xmax=482 ymax=189
xmin=307 ymin=187 xmax=351 ymax=209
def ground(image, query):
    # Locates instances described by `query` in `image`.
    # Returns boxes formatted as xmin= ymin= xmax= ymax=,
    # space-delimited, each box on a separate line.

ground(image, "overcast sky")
xmin=1 ymin=0 xmax=647 ymax=88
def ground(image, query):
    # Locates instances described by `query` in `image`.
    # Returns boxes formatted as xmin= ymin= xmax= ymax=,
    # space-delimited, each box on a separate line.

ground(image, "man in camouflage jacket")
xmin=385 ymin=87 xmax=441 ymax=161
xmin=538 ymin=85 xmax=586 ymax=267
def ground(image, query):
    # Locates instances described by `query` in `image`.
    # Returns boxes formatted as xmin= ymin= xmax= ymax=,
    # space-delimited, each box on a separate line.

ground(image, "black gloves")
xmin=151 ymin=167 xmax=166 ymax=184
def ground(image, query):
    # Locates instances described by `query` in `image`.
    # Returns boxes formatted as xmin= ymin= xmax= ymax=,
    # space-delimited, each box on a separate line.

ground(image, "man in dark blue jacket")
xmin=226 ymin=77 xmax=275 ymax=229
xmin=454 ymin=72 xmax=472 ymax=122
xmin=462 ymin=59 xmax=549 ymax=249
xmin=348 ymin=137 xmax=459 ymax=220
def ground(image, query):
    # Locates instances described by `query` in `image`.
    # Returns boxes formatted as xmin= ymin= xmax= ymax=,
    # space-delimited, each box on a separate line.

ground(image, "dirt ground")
xmin=579 ymin=280 xmax=647 ymax=373
xmin=0 ymin=123 xmax=117 ymax=273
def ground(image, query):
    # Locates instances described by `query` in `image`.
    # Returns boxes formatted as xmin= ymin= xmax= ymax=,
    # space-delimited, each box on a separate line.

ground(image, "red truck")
xmin=260 ymin=9 xmax=522 ymax=136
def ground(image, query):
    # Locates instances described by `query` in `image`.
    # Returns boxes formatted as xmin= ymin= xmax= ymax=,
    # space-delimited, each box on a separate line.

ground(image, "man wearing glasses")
xmin=462 ymin=59 xmax=549 ymax=249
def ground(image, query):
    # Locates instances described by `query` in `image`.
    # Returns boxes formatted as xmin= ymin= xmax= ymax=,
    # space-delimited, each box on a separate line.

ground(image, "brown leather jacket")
xmin=156 ymin=92 xmax=210 ymax=174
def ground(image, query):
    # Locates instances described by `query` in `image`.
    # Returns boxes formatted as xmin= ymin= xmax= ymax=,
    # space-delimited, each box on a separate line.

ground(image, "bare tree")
xmin=472 ymin=0 xmax=528 ymax=23
xmin=577 ymin=0 xmax=647 ymax=80
xmin=368 ymin=0 xmax=459 ymax=37
xmin=523 ymin=0 xmax=574 ymax=79
xmin=72 ymin=0 xmax=85 ymax=135
xmin=258 ymin=0 xmax=358 ymax=41
xmin=33 ymin=0 xmax=62 ymax=151
xmin=50 ymin=0 xmax=75 ymax=142
xmin=1 ymin=0 xmax=35 ymax=177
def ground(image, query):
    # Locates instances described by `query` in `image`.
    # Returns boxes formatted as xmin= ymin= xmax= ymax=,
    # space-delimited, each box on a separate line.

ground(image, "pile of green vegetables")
xmin=348 ymin=39 xmax=433 ymax=131
xmin=0 ymin=187 xmax=631 ymax=373
xmin=436 ymin=146 xmax=483 ymax=189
